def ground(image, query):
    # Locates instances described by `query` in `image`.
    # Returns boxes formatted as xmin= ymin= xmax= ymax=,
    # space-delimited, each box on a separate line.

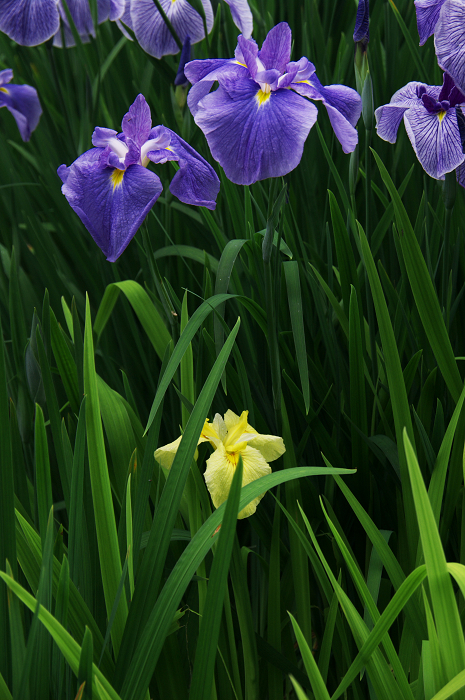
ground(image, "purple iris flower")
xmin=58 ymin=94 xmax=220 ymax=262
xmin=353 ymin=0 xmax=369 ymax=48
xmin=375 ymin=72 xmax=465 ymax=182
xmin=0 ymin=69 xmax=42 ymax=141
xmin=123 ymin=0 xmax=252 ymax=59
xmin=0 ymin=0 xmax=124 ymax=47
xmin=184 ymin=22 xmax=361 ymax=185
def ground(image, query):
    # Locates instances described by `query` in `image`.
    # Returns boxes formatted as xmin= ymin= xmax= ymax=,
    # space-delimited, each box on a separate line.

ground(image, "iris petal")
xmin=131 ymin=0 xmax=213 ymax=59
xmin=222 ymin=0 xmax=253 ymax=39
xmin=58 ymin=150 xmax=163 ymax=262
xmin=403 ymin=104 xmax=464 ymax=179
xmin=0 ymin=82 xmax=42 ymax=141
xmin=435 ymin=0 xmax=465 ymax=94
xmin=193 ymin=77 xmax=318 ymax=185
xmin=414 ymin=0 xmax=446 ymax=45
xmin=258 ymin=21 xmax=292 ymax=72
xmin=0 ymin=0 xmax=60 ymax=45
xmin=375 ymin=81 xmax=438 ymax=143
xmin=204 ymin=443 xmax=271 ymax=519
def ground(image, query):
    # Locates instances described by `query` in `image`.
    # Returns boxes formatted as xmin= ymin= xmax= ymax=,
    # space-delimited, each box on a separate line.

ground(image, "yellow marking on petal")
xmin=256 ymin=89 xmax=271 ymax=106
xmin=235 ymin=61 xmax=247 ymax=67
xmin=438 ymin=110 xmax=447 ymax=122
xmin=110 ymin=168 xmax=124 ymax=190
xmin=226 ymin=451 xmax=239 ymax=467
xmin=0 ymin=87 xmax=9 ymax=94
xmin=295 ymin=79 xmax=310 ymax=84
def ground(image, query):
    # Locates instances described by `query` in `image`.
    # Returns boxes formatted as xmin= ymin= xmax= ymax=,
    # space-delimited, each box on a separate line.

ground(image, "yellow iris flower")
xmin=154 ymin=409 xmax=285 ymax=519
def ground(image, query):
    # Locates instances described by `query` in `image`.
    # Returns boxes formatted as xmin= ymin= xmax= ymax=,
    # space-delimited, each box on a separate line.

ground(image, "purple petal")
xmin=92 ymin=126 xmax=119 ymax=147
xmin=121 ymin=94 xmax=152 ymax=147
xmin=223 ymin=0 xmax=253 ymax=39
xmin=57 ymin=0 xmax=94 ymax=38
xmin=185 ymin=59 xmax=248 ymax=114
xmin=291 ymin=77 xmax=361 ymax=152
xmin=192 ymin=77 xmax=318 ymax=184
xmin=237 ymin=35 xmax=259 ymax=77
xmin=0 ymin=82 xmax=42 ymax=141
xmin=0 ymin=69 xmax=13 ymax=87
xmin=403 ymin=103 xmax=464 ymax=178
xmin=435 ymin=0 xmax=465 ymax=94
xmin=131 ymin=0 xmax=213 ymax=59
xmin=58 ymin=148 xmax=163 ymax=262
xmin=414 ymin=0 xmax=446 ymax=45
xmin=0 ymin=0 xmax=60 ymax=45
xmin=258 ymin=22 xmax=292 ymax=72
xmin=160 ymin=128 xmax=220 ymax=209
xmin=375 ymin=81 xmax=438 ymax=143
xmin=175 ymin=35 xmax=191 ymax=86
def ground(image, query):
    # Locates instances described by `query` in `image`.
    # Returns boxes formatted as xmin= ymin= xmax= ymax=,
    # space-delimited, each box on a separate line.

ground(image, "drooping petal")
xmin=258 ymin=21 xmax=292 ymax=73
xmin=0 ymin=70 xmax=13 ymax=87
xmin=0 ymin=82 xmax=42 ymax=141
xmin=204 ymin=443 xmax=271 ymax=518
xmin=292 ymin=77 xmax=361 ymax=153
xmin=57 ymin=0 xmax=95 ymax=39
xmin=154 ymin=435 xmax=183 ymax=468
xmin=58 ymin=150 xmax=163 ymax=261
xmin=403 ymin=103 xmax=464 ymax=178
xmin=223 ymin=409 xmax=285 ymax=462
xmin=435 ymin=0 xmax=465 ymax=94
xmin=414 ymin=0 xmax=446 ymax=45
xmin=0 ymin=0 xmax=60 ymax=45
xmin=154 ymin=430 xmax=210 ymax=468
xmin=145 ymin=126 xmax=220 ymax=209
xmin=131 ymin=0 xmax=213 ymax=59
xmin=223 ymin=0 xmax=253 ymax=39
xmin=185 ymin=59 xmax=248 ymax=115
xmin=175 ymin=35 xmax=191 ymax=86
xmin=374 ymin=81 xmax=435 ymax=143
xmin=193 ymin=77 xmax=318 ymax=185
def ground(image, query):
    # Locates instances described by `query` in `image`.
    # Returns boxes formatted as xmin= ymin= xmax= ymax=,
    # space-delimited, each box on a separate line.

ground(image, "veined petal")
xmin=403 ymin=103 xmax=464 ymax=178
xmin=122 ymin=93 xmax=152 ymax=148
xmin=57 ymin=0 xmax=95 ymax=39
xmin=258 ymin=21 xmax=292 ymax=72
xmin=58 ymin=151 xmax=163 ymax=261
xmin=131 ymin=0 xmax=213 ymax=59
xmin=292 ymin=79 xmax=361 ymax=153
xmin=223 ymin=0 xmax=253 ymax=39
xmin=374 ymin=81 xmax=435 ymax=144
xmin=0 ymin=83 xmax=42 ymax=141
xmin=193 ymin=78 xmax=318 ymax=185
xmin=248 ymin=433 xmax=285 ymax=462
xmin=154 ymin=431 xmax=210 ymax=468
xmin=414 ymin=0 xmax=446 ymax=44
xmin=0 ymin=0 xmax=60 ymax=45
xmin=204 ymin=443 xmax=271 ymax=518
xmin=185 ymin=59 xmax=248 ymax=115
xmin=163 ymin=129 xmax=220 ymax=209
xmin=435 ymin=0 xmax=465 ymax=94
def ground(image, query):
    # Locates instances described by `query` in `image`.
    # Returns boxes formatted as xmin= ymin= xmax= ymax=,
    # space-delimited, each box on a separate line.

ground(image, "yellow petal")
xmin=154 ymin=426 xmax=210 ymax=469
xmin=248 ymin=433 xmax=285 ymax=462
xmin=154 ymin=435 xmax=183 ymax=469
xmin=224 ymin=410 xmax=249 ymax=449
xmin=204 ymin=443 xmax=271 ymax=519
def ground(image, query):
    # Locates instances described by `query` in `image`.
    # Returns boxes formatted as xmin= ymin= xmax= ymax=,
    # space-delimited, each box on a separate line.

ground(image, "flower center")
xmin=226 ymin=451 xmax=239 ymax=467
xmin=257 ymin=89 xmax=271 ymax=106
xmin=438 ymin=109 xmax=446 ymax=122
xmin=110 ymin=168 xmax=124 ymax=190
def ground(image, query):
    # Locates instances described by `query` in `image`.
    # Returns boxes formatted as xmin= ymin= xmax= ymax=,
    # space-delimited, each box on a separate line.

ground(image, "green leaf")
xmin=284 ymin=261 xmax=310 ymax=414
xmin=84 ymin=294 xmax=128 ymax=656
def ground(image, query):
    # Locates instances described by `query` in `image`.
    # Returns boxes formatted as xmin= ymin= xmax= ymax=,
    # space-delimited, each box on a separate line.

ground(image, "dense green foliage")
xmin=2 ymin=0 xmax=465 ymax=698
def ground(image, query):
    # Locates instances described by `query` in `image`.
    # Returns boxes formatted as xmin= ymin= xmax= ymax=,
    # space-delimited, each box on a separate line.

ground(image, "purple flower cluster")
xmin=0 ymin=69 xmax=42 ymax=141
xmin=0 ymin=0 xmax=253 ymax=56
xmin=0 ymin=0 xmax=125 ymax=47
xmin=58 ymin=95 xmax=219 ymax=262
xmin=185 ymin=22 xmax=362 ymax=185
